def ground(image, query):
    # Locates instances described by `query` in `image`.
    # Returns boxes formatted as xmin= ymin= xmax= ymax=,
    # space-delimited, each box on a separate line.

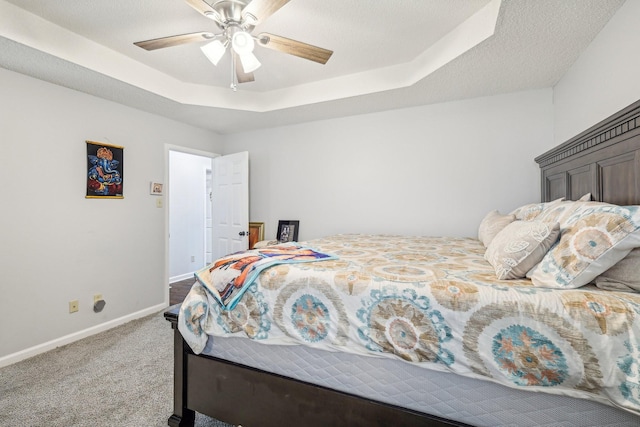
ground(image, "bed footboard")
xmin=164 ymin=304 xmax=469 ymax=427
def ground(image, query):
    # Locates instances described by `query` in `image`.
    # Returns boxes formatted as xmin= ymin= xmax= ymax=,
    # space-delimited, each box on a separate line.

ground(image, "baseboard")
xmin=0 ymin=303 xmax=168 ymax=368
xmin=170 ymin=272 xmax=194 ymax=283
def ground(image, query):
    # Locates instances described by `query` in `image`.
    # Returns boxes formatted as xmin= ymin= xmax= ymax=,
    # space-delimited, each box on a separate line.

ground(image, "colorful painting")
xmin=86 ymin=141 xmax=123 ymax=198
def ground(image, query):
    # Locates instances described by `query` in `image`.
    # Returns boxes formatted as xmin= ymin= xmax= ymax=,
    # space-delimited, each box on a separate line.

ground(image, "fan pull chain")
xmin=230 ymin=52 xmax=238 ymax=92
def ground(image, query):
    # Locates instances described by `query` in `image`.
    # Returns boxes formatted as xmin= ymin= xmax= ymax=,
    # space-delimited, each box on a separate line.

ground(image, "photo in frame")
xmin=248 ymin=222 xmax=265 ymax=249
xmin=86 ymin=140 xmax=123 ymax=199
xmin=150 ymin=182 xmax=163 ymax=195
xmin=277 ymin=220 xmax=299 ymax=243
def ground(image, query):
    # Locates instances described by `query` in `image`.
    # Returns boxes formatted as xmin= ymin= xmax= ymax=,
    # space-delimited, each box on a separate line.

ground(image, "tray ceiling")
xmin=0 ymin=0 xmax=625 ymax=134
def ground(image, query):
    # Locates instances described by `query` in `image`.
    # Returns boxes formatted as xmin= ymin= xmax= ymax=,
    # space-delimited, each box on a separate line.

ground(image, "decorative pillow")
xmin=535 ymin=200 xmax=580 ymax=225
xmin=594 ymin=248 xmax=640 ymax=292
xmin=531 ymin=203 xmax=640 ymax=289
xmin=478 ymin=210 xmax=516 ymax=247
xmin=510 ymin=197 xmax=565 ymax=221
xmin=578 ymin=193 xmax=592 ymax=201
xmin=485 ymin=220 xmax=561 ymax=280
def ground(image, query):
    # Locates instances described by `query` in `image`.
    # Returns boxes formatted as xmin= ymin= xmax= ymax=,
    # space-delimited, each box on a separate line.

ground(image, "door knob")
xmin=239 ymin=231 xmax=248 ymax=236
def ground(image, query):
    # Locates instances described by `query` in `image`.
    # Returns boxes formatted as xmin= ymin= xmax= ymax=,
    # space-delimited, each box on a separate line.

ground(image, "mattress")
xmin=201 ymin=335 xmax=639 ymax=427
xmin=179 ymin=234 xmax=640 ymax=423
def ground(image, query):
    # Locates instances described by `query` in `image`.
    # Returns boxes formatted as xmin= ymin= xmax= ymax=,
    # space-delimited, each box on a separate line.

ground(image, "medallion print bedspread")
xmin=178 ymin=234 xmax=640 ymax=416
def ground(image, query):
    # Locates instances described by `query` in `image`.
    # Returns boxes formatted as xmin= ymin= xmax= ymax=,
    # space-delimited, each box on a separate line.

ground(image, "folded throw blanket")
xmin=194 ymin=243 xmax=336 ymax=310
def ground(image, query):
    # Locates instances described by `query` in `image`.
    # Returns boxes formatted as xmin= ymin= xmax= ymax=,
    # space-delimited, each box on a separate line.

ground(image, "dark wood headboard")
xmin=535 ymin=99 xmax=640 ymax=205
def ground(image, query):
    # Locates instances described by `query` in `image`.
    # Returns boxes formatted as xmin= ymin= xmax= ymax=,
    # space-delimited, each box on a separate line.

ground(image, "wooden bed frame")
xmin=536 ymin=99 xmax=640 ymax=205
xmin=164 ymin=304 xmax=469 ymax=427
xmin=164 ymin=99 xmax=640 ymax=427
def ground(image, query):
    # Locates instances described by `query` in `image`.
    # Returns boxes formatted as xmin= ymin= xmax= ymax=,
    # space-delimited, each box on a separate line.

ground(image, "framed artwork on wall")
xmin=86 ymin=140 xmax=124 ymax=199
xmin=277 ymin=220 xmax=299 ymax=243
xmin=150 ymin=182 xmax=163 ymax=195
xmin=249 ymin=222 xmax=265 ymax=249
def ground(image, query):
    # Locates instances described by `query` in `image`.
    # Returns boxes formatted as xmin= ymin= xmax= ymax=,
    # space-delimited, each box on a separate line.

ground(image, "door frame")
xmin=164 ymin=144 xmax=219 ymax=306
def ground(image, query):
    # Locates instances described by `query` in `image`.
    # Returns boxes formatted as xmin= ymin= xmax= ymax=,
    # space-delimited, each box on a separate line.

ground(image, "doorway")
xmin=168 ymin=149 xmax=215 ymax=283
xmin=164 ymin=147 xmax=249 ymax=306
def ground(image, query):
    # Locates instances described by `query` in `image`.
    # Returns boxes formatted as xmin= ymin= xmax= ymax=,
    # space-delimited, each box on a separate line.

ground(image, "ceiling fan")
xmin=134 ymin=0 xmax=333 ymax=90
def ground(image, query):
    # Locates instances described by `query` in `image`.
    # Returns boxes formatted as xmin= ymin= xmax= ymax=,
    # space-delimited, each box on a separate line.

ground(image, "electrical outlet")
xmin=190 ymin=255 xmax=195 ymax=262
xmin=94 ymin=294 xmax=103 ymax=304
xmin=69 ymin=300 xmax=79 ymax=313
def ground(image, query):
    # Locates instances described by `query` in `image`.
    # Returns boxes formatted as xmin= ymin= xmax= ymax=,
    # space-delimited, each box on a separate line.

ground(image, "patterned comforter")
xmin=178 ymin=234 xmax=640 ymax=416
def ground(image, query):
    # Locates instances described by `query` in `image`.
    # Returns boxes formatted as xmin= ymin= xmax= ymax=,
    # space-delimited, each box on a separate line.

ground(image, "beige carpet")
xmin=0 ymin=311 xmax=231 ymax=427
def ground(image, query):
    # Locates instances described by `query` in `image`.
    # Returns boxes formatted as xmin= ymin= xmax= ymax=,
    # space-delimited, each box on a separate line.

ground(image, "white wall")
xmin=224 ymin=89 xmax=553 ymax=241
xmin=169 ymin=151 xmax=213 ymax=281
xmin=553 ymin=0 xmax=640 ymax=144
xmin=3 ymin=0 xmax=635 ymax=367
xmin=0 ymin=68 xmax=222 ymax=364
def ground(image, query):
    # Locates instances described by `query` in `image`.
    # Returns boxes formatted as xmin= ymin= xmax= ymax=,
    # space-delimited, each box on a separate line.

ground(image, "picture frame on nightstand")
xmin=277 ymin=220 xmax=299 ymax=243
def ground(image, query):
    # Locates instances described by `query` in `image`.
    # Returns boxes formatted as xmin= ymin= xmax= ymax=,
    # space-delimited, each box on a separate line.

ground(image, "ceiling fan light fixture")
xmin=133 ymin=0 xmax=334 ymax=90
xmin=200 ymin=39 xmax=226 ymax=66
xmin=239 ymin=52 xmax=261 ymax=73
xmin=231 ymin=31 xmax=255 ymax=55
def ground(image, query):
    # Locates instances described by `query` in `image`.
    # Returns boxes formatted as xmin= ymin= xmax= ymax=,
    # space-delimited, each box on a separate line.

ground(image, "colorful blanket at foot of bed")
xmin=194 ymin=243 xmax=336 ymax=310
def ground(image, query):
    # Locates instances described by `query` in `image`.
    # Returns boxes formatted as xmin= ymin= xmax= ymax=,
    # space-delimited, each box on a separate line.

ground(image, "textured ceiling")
xmin=0 ymin=0 xmax=626 ymax=134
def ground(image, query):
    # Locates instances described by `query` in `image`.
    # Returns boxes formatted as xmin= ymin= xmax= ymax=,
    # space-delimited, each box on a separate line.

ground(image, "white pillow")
xmin=478 ymin=210 xmax=515 ymax=248
xmin=485 ymin=220 xmax=560 ymax=280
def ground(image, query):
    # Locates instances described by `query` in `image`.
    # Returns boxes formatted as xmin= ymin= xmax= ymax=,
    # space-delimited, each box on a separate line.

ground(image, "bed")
xmin=164 ymin=99 xmax=640 ymax=427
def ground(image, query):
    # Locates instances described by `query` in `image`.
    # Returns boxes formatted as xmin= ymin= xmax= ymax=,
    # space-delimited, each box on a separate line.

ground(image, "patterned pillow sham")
xmin=530 ymin=203 xmax=640 ymax=289
xmin=594 ymin=248 xmax=640 ymax=292
xmin=478 ymin=210 xmax=515 ymax=247
xmin=510 ymin=197 xmax=565 ymax=221
xmin=485 ymin=220 xmax=560 ymax=280
xmin=535 ymin=200 xmax=581 ymax=225
xmin=533 ymin=196 xmax=593 ymax=225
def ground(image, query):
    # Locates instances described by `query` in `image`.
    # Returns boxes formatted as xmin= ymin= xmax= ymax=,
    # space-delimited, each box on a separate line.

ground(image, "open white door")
xmin=211 ymin=151 xmax=249 ymax=260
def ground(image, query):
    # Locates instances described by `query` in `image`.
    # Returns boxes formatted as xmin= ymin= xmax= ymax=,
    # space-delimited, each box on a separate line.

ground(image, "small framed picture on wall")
xmin=277 ymin=220 xmax=299 ymax=243
xmin=150 ymin=182 xmax=163 ymax=195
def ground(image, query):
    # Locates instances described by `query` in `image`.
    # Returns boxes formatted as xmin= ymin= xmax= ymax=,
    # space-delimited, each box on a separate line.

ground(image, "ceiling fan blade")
xmin=242 ymin=0 xmax=290 ymax=25
xmin=257 ymin=33 xmax=333 ymax=64
xmin=184 ymin=0 xmax=215 ymax=16
xmin=233 ymin=52 xmax=255 ymax=83
xmin=134 ymin=32 xmax=216 ymax=51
